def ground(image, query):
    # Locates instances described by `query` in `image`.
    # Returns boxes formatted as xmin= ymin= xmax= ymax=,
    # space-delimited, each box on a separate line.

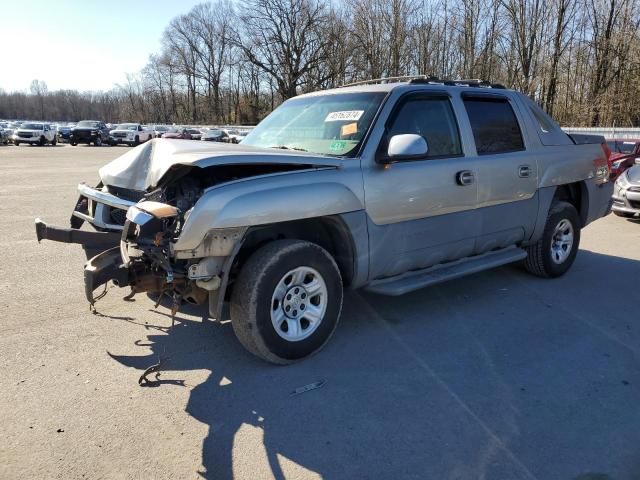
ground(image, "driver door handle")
xmin=518 ymin=165 xmax=531 ymax=178
xmin=456 ymin=170 xmax=475 ymax=186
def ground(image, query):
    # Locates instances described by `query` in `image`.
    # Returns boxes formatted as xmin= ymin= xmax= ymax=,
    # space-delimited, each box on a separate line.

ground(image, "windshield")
xmin=76 ymin=121 xmax=99 ymax=128
xmin=607 ymin=141 xmax=637 ymax=154
xmin=242 ymin=92 xmax=387 ymax=156
xmin=118 ymin=124 xmax=138 ymax=131
xmin=22 ymin=123 xmax=44 ymax=130
xmin=155 ymin=126 xmax=169 ymax=131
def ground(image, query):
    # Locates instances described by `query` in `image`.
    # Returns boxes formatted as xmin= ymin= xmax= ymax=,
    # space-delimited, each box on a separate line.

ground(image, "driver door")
xmin=363 ymin=93 xmax=481 ymax=279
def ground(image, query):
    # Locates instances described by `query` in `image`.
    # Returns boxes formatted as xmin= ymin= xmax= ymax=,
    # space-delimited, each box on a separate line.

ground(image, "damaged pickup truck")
xmin=36 ymin=78 xmax=613 ymax=364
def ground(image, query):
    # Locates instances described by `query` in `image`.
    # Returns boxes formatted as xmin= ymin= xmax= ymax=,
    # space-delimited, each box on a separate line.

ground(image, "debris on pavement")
xmin=290 ymin=380 xmax=326 ymax=396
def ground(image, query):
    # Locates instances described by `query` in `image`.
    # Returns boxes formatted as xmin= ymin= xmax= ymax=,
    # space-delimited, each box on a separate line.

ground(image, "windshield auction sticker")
xmin=325 ymin=110 xmax=364 ymax=122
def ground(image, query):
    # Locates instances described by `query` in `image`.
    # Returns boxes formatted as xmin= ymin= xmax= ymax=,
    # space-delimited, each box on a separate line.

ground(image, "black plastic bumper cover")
xmin=84 ymin=247 xmax=129 ymax=303
xmin=35 ymin=218 xmax=121 ymax=248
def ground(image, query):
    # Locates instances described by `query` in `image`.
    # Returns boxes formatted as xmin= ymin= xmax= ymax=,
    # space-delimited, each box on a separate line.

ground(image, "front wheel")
xmin=51 ymin=137 xmax=57 ymax=146
xmin=134 ymin=135 xmax=139 ymax=146
xmin=39 ymin=136 xmax=46 ymax=146
xmin=14 ymin=141 xmax=19 ymax=146
xmin=230 ymin=240 xmax=343 ymax=364
xmin=524 ymin=201 xmax=581 ymax=278
xmin=95 ymin=137 xmax=102 ymax=146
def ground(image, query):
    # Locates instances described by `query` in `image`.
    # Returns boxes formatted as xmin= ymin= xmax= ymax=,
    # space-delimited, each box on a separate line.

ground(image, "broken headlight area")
xmin=85 ymin=201 xmax=208 ymax=318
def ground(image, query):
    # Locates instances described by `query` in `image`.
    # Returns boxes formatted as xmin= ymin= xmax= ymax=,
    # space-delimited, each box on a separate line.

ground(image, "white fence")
xmin=563 ymin=127 xmax=640 ymax=140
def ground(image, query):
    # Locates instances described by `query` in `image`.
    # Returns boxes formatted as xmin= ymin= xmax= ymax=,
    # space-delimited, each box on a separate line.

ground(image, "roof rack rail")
xmin=411 ymin=77 xmax=506 ymax=89
xmin=339 ymin=75 xmax=506 ymax=89
xmin=340 ymin=75 xmax=436 ymax=88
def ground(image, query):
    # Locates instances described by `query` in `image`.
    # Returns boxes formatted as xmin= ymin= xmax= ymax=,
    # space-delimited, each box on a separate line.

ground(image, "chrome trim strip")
xmin=77 ymin=184 xmax=136 ymax=210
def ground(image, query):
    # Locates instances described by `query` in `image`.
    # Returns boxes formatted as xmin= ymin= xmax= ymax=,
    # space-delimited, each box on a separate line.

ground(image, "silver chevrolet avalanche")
xmin=36 ymin=78 xmax=614 ymax=364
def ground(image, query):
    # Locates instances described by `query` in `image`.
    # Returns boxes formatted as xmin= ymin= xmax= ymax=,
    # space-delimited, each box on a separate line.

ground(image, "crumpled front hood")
xmin=98 ymin=139 xmax=343 ymax=191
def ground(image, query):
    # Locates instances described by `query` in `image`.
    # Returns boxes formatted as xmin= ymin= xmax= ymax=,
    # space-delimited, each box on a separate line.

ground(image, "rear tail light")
xmin=600 ymin=142 xmax=613 ymax=180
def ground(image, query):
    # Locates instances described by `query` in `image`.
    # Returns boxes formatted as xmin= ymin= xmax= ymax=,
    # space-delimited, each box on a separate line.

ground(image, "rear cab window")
xmin=462 ymin=95 xmax=525 ymax=155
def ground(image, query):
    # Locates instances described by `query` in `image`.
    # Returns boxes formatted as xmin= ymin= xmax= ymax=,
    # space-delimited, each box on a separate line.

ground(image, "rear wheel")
xmin=524 ymin=201 xmax=581 ymax=278
xmin=230 ymin=239 xmax=343 ymax=364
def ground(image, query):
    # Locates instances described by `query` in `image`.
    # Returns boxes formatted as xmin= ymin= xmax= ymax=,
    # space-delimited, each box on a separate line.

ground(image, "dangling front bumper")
xmin=83 ymin=247 xmax=130 ymax=303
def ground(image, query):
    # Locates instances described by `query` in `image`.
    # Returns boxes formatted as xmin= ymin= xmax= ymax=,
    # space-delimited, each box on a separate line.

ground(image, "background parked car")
xmin=201 ymin=128 xmax=229 ymax=142
xmin=163 ymin=128 xmax=192 ymax=140
xmin=0 ymin=122 xmax=13 ymax=145
xmin=57 ymin=125 xmax=73 ymax=143
xmin=606 ymin=139 xmax=640 ymax=179
xmin=224 ymin=128 xmax=247 ymax=144
xmin=13 ymin=122 xmax=57 ymax=146
xmin=612 ymin=164 xmax=640 ymax=218
xmin=1 ymin=122 xmax=20 ymax=144
xmin=70 ymin=120 xmax=110 ymax=146
xmin=0 ymin=127 xmax=10 ymax=145
xmin=109 ymin=123 xmax=153 ymax=146
xmin=152 ymin=125 xmax=173 ymax=138
xmin=185 ymin=128 xmax=203 ymax=140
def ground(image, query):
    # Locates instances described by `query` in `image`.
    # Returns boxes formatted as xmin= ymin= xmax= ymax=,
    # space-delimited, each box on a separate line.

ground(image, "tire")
xmin=71 ymin=142 xmax=77 ymax=146
xmin=614 ymin=211 xmax=635 ymax=218
xmin=230 ymin=239 xmax=343 ymax=364
xmin=14 ymin=141 xmax=19 ymax=146
xmin=51 ymin=138 xmax=57 ymax=146
xmin=39 ymin=136 xmax=45 ymax=146
xmin=134 ymin=135 xmax=140 ymax=146
xmin=524 ymin=201 xmax=581 ymax=278
xmin=95 ymin=137 xmax=102 ymax=147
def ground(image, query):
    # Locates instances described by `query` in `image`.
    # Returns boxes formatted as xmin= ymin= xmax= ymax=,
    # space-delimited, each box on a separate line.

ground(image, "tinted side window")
xmin=387 ymin=96 xmax=462 ymax=157
xmin=463 ymin=97 xmax=524 ymax=154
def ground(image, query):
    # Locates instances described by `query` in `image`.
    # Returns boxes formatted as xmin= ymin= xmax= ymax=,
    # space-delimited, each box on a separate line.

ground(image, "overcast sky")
xmin=0 ymin=0 xmax=203 ymax=93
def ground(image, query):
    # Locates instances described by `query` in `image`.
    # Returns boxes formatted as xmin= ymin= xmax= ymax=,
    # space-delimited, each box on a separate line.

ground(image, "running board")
xmin=365 ymin=247 xmax=528 ymax=296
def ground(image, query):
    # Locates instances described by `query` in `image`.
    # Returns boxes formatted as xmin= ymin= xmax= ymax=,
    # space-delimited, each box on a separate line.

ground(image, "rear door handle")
xmin=456 ymin=170 xmax=475 ymax=186
xmin=518 ymin=165 xmax=531 ymax=178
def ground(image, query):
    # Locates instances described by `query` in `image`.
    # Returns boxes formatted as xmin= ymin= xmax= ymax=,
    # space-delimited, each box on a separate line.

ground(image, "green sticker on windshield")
xmin=329 ymin=140 xmax=347 ymax=152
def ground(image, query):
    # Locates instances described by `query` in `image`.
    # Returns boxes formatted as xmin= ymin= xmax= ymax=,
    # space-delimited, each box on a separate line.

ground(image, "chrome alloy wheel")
xmin=550 ymin=218 xmax=574 ymax=264
xmin=270 ymin=266 xmax=328 ymax=342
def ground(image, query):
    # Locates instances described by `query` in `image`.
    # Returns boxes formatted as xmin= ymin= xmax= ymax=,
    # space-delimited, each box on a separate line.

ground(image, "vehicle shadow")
xmin=107 ymin=249 xmax=640 ymax=480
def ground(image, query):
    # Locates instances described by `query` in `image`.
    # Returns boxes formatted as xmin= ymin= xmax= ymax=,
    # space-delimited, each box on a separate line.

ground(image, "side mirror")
xmin=385 ymin=134 xmax=428 ymax=162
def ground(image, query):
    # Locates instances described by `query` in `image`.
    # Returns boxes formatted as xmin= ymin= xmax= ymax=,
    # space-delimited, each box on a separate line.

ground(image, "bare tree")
xmin=234 ymin=0 xmax=332 ymax=99
xmin=30 ymin=79 xmax=48 ymax=120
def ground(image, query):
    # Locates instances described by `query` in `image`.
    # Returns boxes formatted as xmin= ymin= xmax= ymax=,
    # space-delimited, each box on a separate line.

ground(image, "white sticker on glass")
xmin=324 ymin=110 xmax=364 ymax=122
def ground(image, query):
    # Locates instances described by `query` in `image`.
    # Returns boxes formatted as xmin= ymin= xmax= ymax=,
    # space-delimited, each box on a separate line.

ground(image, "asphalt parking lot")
xmin=1 ymin=143 xmax=640 ymax=480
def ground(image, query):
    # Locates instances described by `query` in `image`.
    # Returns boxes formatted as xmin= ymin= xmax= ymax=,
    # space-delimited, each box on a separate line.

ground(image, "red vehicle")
xmin=606 ymin=139 xmax=640 ymax=179
xmin=163 ymin=128 xmax=192 ymax=140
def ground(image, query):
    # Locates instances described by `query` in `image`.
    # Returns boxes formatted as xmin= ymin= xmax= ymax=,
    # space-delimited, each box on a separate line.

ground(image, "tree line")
xmin=1 ymin=0 xmax=639 ymax=127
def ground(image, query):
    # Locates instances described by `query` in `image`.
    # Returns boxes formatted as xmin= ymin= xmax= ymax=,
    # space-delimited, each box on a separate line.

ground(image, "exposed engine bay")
xmin=84 ymin=163 xmax=322 ymax=319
